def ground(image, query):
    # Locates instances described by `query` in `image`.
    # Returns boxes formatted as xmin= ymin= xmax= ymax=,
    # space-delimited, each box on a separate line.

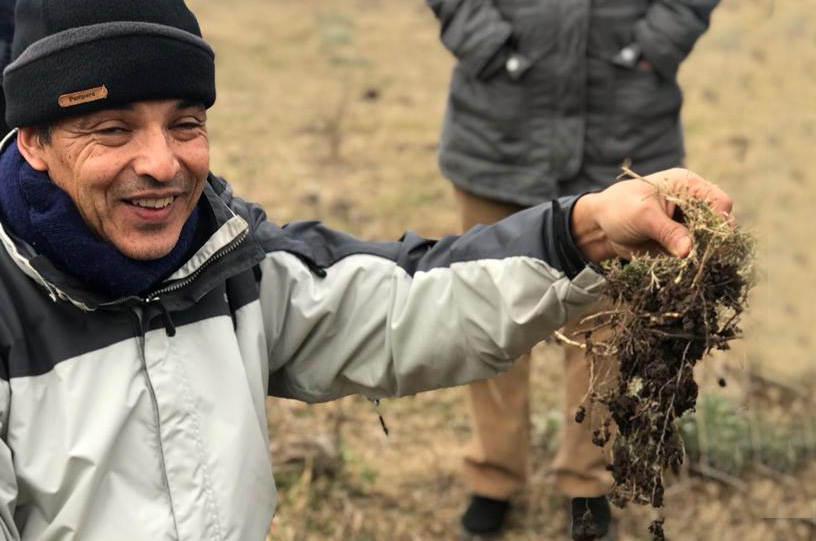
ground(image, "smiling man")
xmin=0 ymin=1 xmax=733 ymax=541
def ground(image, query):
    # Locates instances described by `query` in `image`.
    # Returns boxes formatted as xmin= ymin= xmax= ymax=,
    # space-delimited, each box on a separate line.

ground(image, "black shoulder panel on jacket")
xmin=240 ymin=192 xmax=587 ymax=279
xmin=0 ymin=246 xmax=137 ymax=380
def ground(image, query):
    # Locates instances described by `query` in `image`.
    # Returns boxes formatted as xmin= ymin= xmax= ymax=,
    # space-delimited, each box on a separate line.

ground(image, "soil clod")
xmin=581 ymin=170 xmax=756 ymax=541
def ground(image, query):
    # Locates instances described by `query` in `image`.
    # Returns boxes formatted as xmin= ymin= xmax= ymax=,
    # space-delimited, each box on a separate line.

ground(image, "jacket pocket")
xmin=444 ymin=63 xmax=532 ymax=167
xmin=439 ymin=61 xmax=531 ymax=175
xmin=585 ymin=57 xmax=683 ymax=165
xmin=450 ymin=63 xmax=529 ymax=126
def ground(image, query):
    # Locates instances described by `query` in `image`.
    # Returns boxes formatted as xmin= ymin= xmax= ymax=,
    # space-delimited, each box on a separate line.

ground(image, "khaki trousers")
xmin=454 ymin=186 xmax=614 ymax=500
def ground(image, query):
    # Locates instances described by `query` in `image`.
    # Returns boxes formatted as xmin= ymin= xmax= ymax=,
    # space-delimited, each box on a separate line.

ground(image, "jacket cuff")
xmin=552 ymin=196 xmax=599 ymax=279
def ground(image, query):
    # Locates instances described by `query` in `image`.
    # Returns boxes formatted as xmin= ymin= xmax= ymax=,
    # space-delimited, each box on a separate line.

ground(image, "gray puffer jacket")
xmin=428 ymin=0 xmax=720 ymax=206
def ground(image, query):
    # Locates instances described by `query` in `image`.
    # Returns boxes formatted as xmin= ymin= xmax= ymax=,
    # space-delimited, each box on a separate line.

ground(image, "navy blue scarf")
xmin=0 ymin=142 xmax=201 ymax=300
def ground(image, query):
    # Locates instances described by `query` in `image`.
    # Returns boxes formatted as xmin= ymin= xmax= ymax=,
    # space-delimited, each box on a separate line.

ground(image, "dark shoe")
xmin=461 ymin=494 xmax=510 ymax=538
xmin=569 ymin=496 xmax=617 ymax=541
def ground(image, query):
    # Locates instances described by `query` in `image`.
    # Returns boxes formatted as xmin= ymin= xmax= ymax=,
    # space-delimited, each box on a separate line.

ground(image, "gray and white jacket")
xmin=0 ymin=164 xmax=604 ymax=540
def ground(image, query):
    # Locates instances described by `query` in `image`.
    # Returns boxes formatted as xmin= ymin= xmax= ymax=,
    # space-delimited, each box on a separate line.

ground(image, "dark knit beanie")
xmin=3 ymin=0 xmax=215 ymax=128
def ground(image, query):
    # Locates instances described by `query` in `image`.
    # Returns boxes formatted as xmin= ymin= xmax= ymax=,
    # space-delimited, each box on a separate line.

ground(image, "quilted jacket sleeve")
xmin=634 ymin=0 xmax=721 ymax=79
xmin=426 ymin=0 xmax=514 ymax=78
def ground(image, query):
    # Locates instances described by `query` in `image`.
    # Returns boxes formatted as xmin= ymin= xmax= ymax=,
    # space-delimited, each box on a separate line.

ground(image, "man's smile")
xmin=128 ymin=196 xmax=175 ymax=209
xmin=121 ymin=192 xmax=186 ymax=225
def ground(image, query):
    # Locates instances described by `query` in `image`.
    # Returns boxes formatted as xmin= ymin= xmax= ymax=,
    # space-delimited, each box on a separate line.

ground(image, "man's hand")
xmin=571 ymin=168 xmax=733 ymax=263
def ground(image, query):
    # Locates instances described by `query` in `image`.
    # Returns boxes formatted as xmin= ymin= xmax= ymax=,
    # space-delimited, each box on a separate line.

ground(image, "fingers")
xmin=685 ymin=174 xmax=733 ymax=217
xmin=657 ymin=168 xmax=734 ymax=219
xmin=639 ymin=169 xmax=734 ymax=257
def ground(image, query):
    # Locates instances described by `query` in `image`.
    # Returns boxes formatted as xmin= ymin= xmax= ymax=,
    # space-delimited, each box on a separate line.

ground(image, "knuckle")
xmin=658 ymin=222 xmax=681 ymax=244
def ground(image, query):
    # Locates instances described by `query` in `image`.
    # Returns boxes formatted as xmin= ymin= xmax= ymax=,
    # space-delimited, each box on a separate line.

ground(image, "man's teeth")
xmin=131 ymin=197 xmax=175 ymax=209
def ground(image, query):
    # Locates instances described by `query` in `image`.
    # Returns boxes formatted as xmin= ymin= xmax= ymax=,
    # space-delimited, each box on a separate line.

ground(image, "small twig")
xmin=645 ymin=328 xmax=739 ymax=343
xmin=718 ymin=308 xmax=742 ymax=338
xmin=577 ymin=355 xmax=600 ymax=412
xmin=577 ymin=310 xmax=621 ymax=325
xmin=552 ymin=330 xmax=586 ymax=349
xmin=574 ymin=321 xmax=614 ymax=336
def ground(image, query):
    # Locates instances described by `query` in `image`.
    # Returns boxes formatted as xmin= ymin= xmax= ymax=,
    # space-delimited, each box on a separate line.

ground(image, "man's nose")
xmin=131 ymin=127 xmax=182 ymax=182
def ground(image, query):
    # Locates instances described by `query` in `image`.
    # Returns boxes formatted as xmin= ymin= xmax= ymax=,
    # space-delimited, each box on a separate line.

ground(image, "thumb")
xmin=654 ymin=216 xmax=692 ymax=257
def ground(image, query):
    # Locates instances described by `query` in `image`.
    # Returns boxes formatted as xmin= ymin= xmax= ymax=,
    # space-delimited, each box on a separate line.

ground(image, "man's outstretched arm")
xmin=254 ymin=169 xmax=732 ymax=403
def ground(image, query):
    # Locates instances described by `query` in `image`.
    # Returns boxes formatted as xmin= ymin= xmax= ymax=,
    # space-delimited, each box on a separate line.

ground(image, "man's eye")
xmin=96 ymin=126 xmax=128 ymax=135
xmin=174 ymin=121 xmax=204 ymax=130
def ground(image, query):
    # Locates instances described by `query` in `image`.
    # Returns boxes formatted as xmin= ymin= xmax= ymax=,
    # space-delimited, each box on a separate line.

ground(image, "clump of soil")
xmin=577 ymin=173 xmax=756 ymax=540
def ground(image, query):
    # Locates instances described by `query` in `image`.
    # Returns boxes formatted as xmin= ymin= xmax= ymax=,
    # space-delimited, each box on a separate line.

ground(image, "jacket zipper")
xmin=141 ymin=229 xmax=248 ymax=337
xmin=146 ymin=229 xmax=249 ymax=301
xmin=128 ymin=229 xmax=248 ymax=536
xmin=131 ymin=307 xmax=181 ymax=538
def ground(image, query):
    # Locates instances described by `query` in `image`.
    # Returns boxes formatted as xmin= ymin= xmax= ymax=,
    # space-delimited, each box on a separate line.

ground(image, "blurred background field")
xmin=189 ymin=0 xmax=815 ymax=540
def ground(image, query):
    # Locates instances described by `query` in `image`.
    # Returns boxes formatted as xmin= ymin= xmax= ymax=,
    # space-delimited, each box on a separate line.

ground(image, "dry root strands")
xmin=580 ymin=170 xmax=757 ymax=541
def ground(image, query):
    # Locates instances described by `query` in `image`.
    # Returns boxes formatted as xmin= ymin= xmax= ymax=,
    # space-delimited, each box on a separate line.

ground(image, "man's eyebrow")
xmin=71 ymin=104 xmax=135 ymax=128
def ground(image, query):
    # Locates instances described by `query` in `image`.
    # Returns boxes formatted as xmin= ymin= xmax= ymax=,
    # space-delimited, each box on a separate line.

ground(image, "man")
xmin=426 ymin=0 xmax=720 ymax=538
xmin=0 ymin=1 xmax=731 ymax=540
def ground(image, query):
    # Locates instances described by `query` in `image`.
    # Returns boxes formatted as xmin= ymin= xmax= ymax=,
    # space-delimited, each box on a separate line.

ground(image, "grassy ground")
xmin=188 ymin=0 xmax=816 ymax=539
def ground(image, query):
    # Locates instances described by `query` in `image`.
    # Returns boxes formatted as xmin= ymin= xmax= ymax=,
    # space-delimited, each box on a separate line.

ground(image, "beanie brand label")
xmin=58 ymin=85 xmax=109 ymax=108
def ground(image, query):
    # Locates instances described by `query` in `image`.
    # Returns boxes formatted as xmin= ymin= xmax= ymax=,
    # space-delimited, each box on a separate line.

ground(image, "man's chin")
xmin=115 ymin=237 xmax=179 ymax=261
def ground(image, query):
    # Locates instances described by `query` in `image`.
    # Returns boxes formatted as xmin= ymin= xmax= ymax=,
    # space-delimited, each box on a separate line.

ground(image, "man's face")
xmin=19 ymin=99 xmax=210 ymax=260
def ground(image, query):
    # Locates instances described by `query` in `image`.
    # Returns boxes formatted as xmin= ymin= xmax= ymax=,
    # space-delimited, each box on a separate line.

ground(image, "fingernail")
xmin=674 ymin=235 xmax=691 ymax=257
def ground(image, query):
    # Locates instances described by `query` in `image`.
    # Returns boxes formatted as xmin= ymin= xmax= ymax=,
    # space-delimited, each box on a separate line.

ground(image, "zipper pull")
xmin=371 ymin=398 xmax=389 ymax=437
xmin=150 ymin=297 xmax=177 ymax=338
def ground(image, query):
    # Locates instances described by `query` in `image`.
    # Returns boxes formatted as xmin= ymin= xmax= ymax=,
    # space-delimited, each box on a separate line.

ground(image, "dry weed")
xmin=578 ymin=169 xmax=757 ymax=540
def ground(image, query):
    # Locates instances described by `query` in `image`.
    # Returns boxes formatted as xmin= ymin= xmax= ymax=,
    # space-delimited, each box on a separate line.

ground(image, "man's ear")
xmin=17 ymin=127 xmax=50 ymax=172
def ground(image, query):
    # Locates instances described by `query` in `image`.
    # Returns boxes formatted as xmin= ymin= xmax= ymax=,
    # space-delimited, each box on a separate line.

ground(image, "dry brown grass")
xmin=186 ymin=0 xmax=816 ymax=539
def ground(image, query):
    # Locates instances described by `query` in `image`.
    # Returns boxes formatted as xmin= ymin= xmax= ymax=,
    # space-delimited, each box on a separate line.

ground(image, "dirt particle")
xmin=361 ymin=87 xmax=380 ymax=101
xmin=649 ymin=518 xmax=666 ymax=541
xmin=572 ymin=509 xmax=599 ymax=541
xmin=575 ymin=405 xmax=586 ymax=424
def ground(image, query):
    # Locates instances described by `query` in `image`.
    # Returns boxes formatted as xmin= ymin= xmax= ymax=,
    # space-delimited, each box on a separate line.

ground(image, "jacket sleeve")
xmin=258 ymin=198 xmax=605 ymax=403
xmin=426 ymin=0 xmax=514 ymax=78
xmin=0 ymin=380 xmax=20 ymax=541
xmin=634 ymin=0 xmax=721 ymax=79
